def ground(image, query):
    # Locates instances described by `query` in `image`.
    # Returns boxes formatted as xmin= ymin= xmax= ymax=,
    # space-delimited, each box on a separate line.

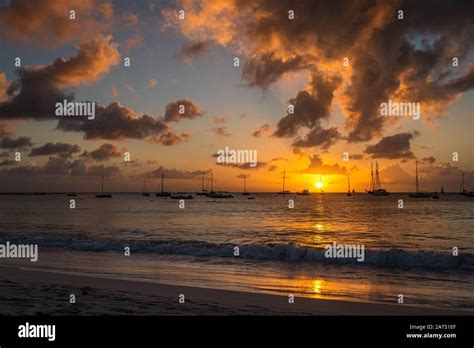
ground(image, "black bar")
xmin=0 ymin=316 xmax=472 ymax=346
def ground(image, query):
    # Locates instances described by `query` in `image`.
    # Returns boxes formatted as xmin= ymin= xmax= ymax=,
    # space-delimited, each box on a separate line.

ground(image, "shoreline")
xmin=0 ymin=265 xmax=470 ymax=316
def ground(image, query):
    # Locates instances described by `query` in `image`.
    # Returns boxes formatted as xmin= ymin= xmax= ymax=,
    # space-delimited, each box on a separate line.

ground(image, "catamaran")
xmin=409 ymin=161 xmax=432 ymax=198
xmin=366 ymin=161 xmax=389 ymax=196
xmin=155 ymin=171 xmax=171 ymax=197
xmin=96 ymin=176 xmax=112 ymax=198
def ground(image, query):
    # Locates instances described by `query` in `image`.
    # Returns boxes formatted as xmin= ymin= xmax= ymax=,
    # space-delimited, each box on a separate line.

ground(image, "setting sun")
xmin=315 ymin=181 xmax=324 ymax=189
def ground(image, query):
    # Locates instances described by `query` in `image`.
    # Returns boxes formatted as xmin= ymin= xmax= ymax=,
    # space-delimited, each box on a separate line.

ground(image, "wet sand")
xmin=0 ymin=265 xmax=470 ymax=316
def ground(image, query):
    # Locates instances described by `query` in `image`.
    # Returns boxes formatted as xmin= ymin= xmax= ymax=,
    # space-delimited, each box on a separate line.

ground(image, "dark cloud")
xmin=145 ymin=166 xmax=210 ymax=179
xmin=82 ymin=143 xmax=122 ymax=161
xmin=30 ymin=142 xmax=80 ymax=158
xmin=350 ymin=154 xmax=364 ymax=160
xmin=267 ymin=164 xmax=278 ymax=172
xmin=0 ymin=135 xmax=32 ymax=149
xmin=170 ymin=0 xmax=474 ymax=143
xmin=0 ymin=156 xmax=120 ymax=177
xmin=164 ymin=99 xmax=204 ymax=122
xmin=242 ymin=53 xmax=309 ymax=89
xmin=0 ymin=35 xmax=120 ymax=120
xmin=300 ymin=155 xmax=347 ymax=175
xmin=365 ymin=132 xmax=417 ymax=159
xmin=217 ymin=162 xmax=267 ymax=170
xmin=273 ymin=71 xmax=342 ymax=149
xmin=422 ymin=156 xmax=436 ymax=164
xmin=251 ymin=124 xmax=271 ymax=137
xmin=211 ymin=127 xmax=231 ymax=137
xmin=292 ymin=126 xmax=340 ymax=149
xmin=178 ymin=40 xmax=210 ymax=60
xmin=85 ymin=164 xmax=120 ymax=177
xmin=154 ymin=132 xmax=190 ymax=146
xmin=43 ymin=156 xmax=71 ymax=175
xmin=56 ymin=101 xmax=170 ymax=140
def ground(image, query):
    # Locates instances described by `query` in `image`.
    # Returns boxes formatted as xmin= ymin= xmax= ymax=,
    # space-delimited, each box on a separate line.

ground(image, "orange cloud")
xmin=0 ymin=35 xmax=120 ymax=119
xmin=0 ymin=0 xmax=112 ymax=45
xmin=164 ymin=0 xmax=474 ymax=147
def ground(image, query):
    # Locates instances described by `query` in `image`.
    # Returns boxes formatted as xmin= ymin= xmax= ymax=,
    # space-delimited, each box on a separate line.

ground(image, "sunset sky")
xmin=0 ymin=0 xmax=472 ymax=192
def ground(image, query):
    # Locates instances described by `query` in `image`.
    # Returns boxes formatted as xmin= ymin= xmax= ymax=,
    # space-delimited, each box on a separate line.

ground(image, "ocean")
xmin=0 ymin=193 xmax=473 ymax=311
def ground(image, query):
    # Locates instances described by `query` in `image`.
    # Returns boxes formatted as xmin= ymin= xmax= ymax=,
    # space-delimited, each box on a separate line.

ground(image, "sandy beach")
xmin=0 ymin=265 xmax=469 ymax=316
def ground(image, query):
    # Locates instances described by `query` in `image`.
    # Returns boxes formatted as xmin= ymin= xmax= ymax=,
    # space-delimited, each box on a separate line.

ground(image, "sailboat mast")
xmin=201 ymin=173 xmax=205 ymax=191
xmin=370 ymin=162 xmax=374 ymax=191
xmin=101 ymin=176 xmax=104 ymax=194
xmin=282 ymin=168 xmax=286 ymax=192
xmin=161 ymin=172 xmax=164 ymax=193
xmin=375 ymin=161 xmax=380 ymax=190
xmin=348 ymin=176 xmax=350 ymax=192
xmin=415 ymin=161 xmax=419 ymax=192
xmin=211 ymin=171 xmax=214 ymax=192
xmin=461 ymin=172 xmax=465 ymax=192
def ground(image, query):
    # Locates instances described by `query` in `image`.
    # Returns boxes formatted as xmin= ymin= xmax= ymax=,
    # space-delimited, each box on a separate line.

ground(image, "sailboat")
xmin=206 ymin=171 xmax=233 ymax=198
xmin=196 ymin=173 xmax=209 ymax=195
xmin=440 ymin=185 xmax=444 ymax=194
xmin=409 ymin=161 xmax=432 ymax=198
xmin=276 ymin=168 xmax=291 ymax=195
xmin=346 ymin=176 xmax=352 ymax=196
xmin=96 ymin=176 xmax=112 ymax=198
xmin=155 ymin=171 xmax=171 ymax=197
xmin=366 ymin=161 xmax=389 ymax=196
xmin=142 ymin=179 xmax=150 ymax=196
xmin=242 ymin=175 xmax=250 ymax=196
xmin=297 ymin=189 xmax=310 ymax=195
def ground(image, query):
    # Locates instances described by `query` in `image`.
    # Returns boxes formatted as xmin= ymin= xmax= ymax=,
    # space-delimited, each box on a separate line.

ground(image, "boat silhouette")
xmin=96 ymin=176 xmax=112 ymax=198
xmin=156 ymin=171 xmax=171 ymax=197
xmin=242 ymin=175 xmax=250 ymax=196
xmin=366 ymin=161 xmax=389 ymax=196
xmin=409 ymin=161 xmax=432 ymax=198
xmin=276 ymin=168 xmax=291 ymax=195
xmin=297 ymin=189 xmax=310 ymax=195
xmin=206 ymin=171 xmax=233 ymax=198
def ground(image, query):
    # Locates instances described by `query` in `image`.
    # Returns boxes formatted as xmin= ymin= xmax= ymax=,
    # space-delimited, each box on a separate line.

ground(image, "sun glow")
xmin=315 ymin=181 xmax=323 ymax=189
